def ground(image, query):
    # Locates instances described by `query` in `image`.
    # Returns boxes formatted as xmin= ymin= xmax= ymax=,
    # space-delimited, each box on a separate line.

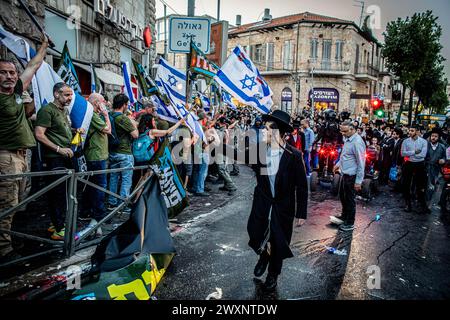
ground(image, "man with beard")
xmin=248 ymin=110 xmax=308 ymax=291
xmin=35 ymin=82 xmax=75 ymax=240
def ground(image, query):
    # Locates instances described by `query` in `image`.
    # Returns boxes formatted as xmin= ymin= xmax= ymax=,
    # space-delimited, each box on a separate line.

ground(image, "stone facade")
xmin=228 ymin=16 xmax=392 ymax=119
xmin=0 ymin=0 xmax=157 ymax=100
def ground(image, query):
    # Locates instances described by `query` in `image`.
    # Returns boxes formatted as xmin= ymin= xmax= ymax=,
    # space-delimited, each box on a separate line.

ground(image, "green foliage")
xmin=382 ymin=10 xmax=446 ymax=122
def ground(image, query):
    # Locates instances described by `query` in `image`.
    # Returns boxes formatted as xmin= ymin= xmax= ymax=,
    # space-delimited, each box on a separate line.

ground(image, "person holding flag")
xmin=0 ymin=34 xmax=49 ymax=261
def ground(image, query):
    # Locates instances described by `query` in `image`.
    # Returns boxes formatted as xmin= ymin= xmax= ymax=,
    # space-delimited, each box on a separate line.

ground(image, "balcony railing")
xmin=308 ymin=59 xmax=351 ymax=73
xmin=355 ymin=63 xmax=380 ymax=77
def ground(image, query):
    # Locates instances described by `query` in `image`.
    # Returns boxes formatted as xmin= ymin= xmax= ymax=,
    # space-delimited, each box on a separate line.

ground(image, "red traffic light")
xmin=143 ymin=26 xmax=152 ymax=48
xmin=371 ymin=98 xmax=383 ymax=110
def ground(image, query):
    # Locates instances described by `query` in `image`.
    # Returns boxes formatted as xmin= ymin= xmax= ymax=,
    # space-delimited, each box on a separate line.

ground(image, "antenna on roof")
xmin=353 ymin=0 xmax=365 ymax=27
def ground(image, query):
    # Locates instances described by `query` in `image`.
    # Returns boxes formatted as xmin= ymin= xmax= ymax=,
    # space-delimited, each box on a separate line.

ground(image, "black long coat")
xmin=247 ymin=143 xmax=308 ymax=260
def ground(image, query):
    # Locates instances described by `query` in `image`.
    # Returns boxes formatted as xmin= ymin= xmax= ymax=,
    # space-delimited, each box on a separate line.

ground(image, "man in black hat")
xmin=286 ymin=119 xmax=305 ymax=153
xmin=425 ymin=128 xmax=446 ymax=203
xmin=248 ymin=110 xmax=308 ymax=291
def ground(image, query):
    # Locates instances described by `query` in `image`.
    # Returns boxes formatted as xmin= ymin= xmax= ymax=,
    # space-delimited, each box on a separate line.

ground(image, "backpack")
xmin=132 ymin=130 xmax=158 ymax=162
xmin=108 ymin=113 xmax=121 ymax=152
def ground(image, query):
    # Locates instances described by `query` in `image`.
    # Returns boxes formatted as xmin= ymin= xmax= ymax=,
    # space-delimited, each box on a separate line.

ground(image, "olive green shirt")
xmin=111 ymin=112 xmax=136 ymax=155
xmin=0 ymin=80 xmax=36 ymax=150
xmin=35 ymin=102 xmax=73 ymax=158
xmin=85 ymin=112 xmax=108 ymax=161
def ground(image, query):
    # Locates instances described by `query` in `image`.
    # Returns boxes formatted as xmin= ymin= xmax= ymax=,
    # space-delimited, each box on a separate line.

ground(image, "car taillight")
xmin=443 ymin=167 xmax=450 ymax=175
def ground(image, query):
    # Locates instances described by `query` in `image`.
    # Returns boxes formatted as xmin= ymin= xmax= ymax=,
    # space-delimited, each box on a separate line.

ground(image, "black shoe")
xmin=264 ymin=273 xmax=278 ymax=291
xmin=254 ymin=252 xmax=269 ymax=277
xmin=230 ymin=171 xmax=239 ymax=176
xmin=220 ymin=186 xmax=237 ymax=192
xmin=194 ymin=192 xmax=210 ymax=197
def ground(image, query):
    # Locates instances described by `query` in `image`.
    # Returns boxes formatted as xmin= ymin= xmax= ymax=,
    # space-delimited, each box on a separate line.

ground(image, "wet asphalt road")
xmin=155 ymin=165 xmax=450 ymax=300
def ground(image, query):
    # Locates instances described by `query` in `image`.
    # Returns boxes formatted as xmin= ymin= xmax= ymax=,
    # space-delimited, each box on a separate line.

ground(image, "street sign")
xmin=169 ymin=16 xmax=211 ymax=54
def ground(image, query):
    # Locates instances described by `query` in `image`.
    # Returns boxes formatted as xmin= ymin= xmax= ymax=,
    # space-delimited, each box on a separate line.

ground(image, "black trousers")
xmin=339 ymin=174 xmax=357 ymax=225
xmin=44 ymin=157 xmax=73 ymax=232
xmin=402 ymin=161 xmax=427 ymax=205
xmin=259 ymin=236 xmax=283 ymax=276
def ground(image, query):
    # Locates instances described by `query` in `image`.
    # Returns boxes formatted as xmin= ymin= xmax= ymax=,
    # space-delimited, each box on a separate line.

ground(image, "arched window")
xmin=281 ymin=87 xmax=292 ymax=114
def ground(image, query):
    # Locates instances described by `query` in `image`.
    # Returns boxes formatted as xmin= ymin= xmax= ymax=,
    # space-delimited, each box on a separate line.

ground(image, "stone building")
xmin=0 ymin=0 xmax=157 ymax=101
xmin=228 ymin=10 xmax=394 ymax=118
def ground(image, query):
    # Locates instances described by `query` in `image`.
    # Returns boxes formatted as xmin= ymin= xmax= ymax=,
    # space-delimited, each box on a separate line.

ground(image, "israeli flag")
xmin=155 ymin=58 xmax=205 ymax=142
xmin=214 ymin=45 xmax=273 ymax=114
xmin=149 ymin=95 xmax=178 ymax=123
xmin=222 ymin=90 xmax=238 ymax=111
xmin=199 ymin=93 xmax=211 ymax=112
xmin=122 ymin=61 xmax=136 ymax=105
xmin=0 ymin=25 xmax=93 ymax=140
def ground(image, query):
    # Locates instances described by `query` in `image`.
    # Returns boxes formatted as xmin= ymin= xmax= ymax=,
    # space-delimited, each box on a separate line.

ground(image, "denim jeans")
xmin=108 ymin=153 xmax=134 ymax=206
xmin=85 ymin=160 xmax=107 ymax=220
xmin=192 ymin=153 xmax=209 ymax=193
xmin=303 ymin=150 xmax=311 ymax=175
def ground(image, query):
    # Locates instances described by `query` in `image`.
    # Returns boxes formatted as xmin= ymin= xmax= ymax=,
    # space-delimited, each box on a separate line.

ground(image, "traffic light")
xmin=375 ymin=109 xmax=385 ymax=118
xmin=371 ymin=97 xmax=385 ymax=118
xmin=371 ymin=98 xmax=383 ymax=110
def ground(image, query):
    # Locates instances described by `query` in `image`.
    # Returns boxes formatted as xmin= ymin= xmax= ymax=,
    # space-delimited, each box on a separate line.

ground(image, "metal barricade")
xmin=0 ymin=165 xmax=154 ymax=268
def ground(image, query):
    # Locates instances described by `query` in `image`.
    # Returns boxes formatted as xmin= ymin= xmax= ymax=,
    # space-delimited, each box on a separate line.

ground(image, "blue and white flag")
xmin=149 ymin=94 xmax=178 ymax=123
xmin=214 ymin=45 xmax=273 ymax=114
xmin=155 ymin=58 xmax=205 ymax=142
xmin=0 ymin=25 xmax=93 ymax=139
xmin=222 ymin=90 xmax=238 ymax=111
xmin=122 ymin=61 xmax=136 ymax=105
xmin=199 ymin=93 xmax=211 ymax=112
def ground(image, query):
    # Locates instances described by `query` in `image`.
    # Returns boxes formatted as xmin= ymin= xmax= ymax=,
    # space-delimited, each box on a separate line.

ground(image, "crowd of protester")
xmin=1 ymin=51 xmax=450 ymax=264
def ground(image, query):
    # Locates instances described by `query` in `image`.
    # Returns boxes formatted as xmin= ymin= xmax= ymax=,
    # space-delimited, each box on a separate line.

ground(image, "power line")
xmin=158 ymin=0 xmax=180 ymax=15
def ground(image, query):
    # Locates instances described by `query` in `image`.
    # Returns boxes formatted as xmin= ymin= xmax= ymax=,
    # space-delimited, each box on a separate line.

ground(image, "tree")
xmin=383 ymin=10 xmax=444 ymax=125
xmin=414 ymin=62 xmax=446 ymax=115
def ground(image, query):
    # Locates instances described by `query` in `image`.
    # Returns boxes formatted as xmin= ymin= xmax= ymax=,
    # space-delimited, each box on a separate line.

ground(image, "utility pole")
xmin=311 ymin=67 xmax=315 ymax=125
xmin=164 ymin=4 xmax=167 ymax=60
xmin=217 ymin=0 xmax=221 ymax=21
xmin=186 ymin=0 xmax=195 ymax=103
xmin=188 ymin=0 xmax=195 ymax=17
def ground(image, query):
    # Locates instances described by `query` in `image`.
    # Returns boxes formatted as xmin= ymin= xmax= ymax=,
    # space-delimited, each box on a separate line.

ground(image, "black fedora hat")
xmin=262 ymin=110 xmax=293 ymax=133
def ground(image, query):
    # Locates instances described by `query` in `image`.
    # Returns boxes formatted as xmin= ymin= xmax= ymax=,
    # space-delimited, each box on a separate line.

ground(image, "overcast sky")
xmin=155 ymin=0 xmax=450 ymax=79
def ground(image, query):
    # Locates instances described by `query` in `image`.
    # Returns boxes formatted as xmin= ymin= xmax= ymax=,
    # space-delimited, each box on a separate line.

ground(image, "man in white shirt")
xmin=401 ymin=124 xmax=429 ymax=213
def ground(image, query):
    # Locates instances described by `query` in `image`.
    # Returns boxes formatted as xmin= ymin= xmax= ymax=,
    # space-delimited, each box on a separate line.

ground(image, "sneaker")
xmin=47 ymin=225 xmax=56 ymax=233
xmin=51 ymin=228 xmax=65 ymax=241
xmin=230 ymin=171 xmax=239 ymax=176
xmin=330 ymin=216 xmax=344 ymax=225
xmin=122 ymin=207 xmax=132 ymax=214
xmin=194 ymin=192 xmax=210 ymax=197
xmin=339 ymin=224 xmax=355 ymax=231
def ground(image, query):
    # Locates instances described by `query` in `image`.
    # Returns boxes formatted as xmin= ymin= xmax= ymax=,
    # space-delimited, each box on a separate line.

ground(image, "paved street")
xmin=156 ymin=165 xmax=450 ymax=300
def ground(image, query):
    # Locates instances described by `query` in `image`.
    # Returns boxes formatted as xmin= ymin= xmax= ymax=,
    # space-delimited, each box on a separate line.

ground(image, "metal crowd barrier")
xmin=0 ymin=165 xmax=154 ymax=269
